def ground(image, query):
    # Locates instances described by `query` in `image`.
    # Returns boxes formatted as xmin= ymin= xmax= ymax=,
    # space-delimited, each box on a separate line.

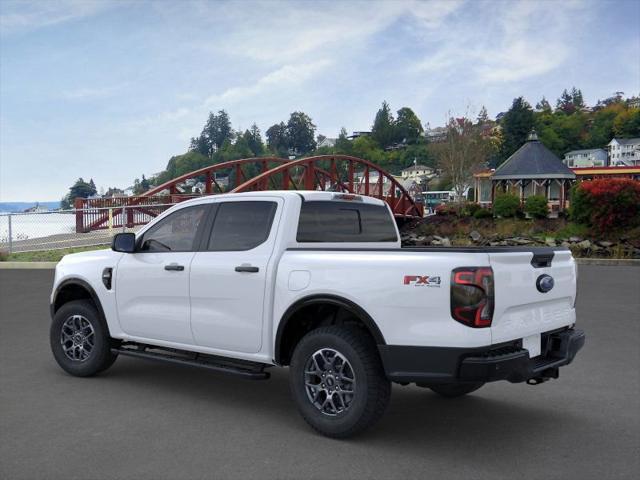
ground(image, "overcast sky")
xmin=1 ymin=0 xmax=639 ymax=201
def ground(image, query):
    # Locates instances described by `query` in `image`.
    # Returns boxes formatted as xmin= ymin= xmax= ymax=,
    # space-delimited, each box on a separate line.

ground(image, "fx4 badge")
xmin=403 ymin=275 xmax=441 ymax=287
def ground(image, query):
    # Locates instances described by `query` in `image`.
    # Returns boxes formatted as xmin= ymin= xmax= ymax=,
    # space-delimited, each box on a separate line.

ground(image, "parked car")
xmin=50 ymin=191 xmax=584 ymax=437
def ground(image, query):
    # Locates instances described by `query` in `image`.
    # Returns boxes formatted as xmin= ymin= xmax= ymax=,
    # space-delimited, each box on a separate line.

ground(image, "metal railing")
xmin=0 ymin=204 xmax=176 ymax=254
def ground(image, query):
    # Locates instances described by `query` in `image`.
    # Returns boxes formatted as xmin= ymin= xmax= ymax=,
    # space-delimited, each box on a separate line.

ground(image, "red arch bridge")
xmin=75 ymin=155 xmax=424 ymax=233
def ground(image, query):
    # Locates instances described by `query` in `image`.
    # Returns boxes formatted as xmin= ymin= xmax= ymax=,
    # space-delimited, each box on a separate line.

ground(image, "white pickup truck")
xmin=50 ymin=191 xmax=584 ymax=437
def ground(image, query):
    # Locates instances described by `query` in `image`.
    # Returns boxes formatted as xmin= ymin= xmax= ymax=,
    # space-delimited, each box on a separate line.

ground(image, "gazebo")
xmin=474 ymin=131 xmax=576 ymax=216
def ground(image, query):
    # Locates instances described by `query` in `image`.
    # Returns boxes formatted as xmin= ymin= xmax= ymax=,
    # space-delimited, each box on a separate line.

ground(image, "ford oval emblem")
xmin=536 ymin=274 xmax=554 ymax=293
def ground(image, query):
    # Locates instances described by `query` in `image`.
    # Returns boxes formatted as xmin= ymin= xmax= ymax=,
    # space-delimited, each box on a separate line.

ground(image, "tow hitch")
xmin=526 ymin=367 xmax=559 ymax=385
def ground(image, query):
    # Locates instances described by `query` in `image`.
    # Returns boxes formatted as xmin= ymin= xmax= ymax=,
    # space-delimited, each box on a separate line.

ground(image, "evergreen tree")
xmin=556 ymin=89 xmax=576 ymax=114
xmin=200 ymin=110 xmax=233 ymax=155
xmin=499 ymin=97 xmax=535 ymax=163
xmin=477 ymin=106 xmax=490 ymax=124
xmin=243 ymin=123 xmax=264 ymax=156
xmin=535 ymin=97 xmax=552 ymax=113
xmin=371 ymin=101 xmax=395 ymax=148
xmin=571 ymin=87 xmax=585 ymax=110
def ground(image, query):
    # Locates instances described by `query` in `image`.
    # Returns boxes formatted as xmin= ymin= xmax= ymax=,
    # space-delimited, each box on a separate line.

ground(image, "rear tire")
xmin=50 ymin=300 xmax=118 ymax=377
xmin=429 ymin=382 xmax=484 ymax=398
xmin=289 ymin=325 xmax=390 ymax=438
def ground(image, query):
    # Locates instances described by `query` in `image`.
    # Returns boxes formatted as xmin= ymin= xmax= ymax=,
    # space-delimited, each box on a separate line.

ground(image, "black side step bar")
xmin=112 ymin=344 xmax=270 ymax=380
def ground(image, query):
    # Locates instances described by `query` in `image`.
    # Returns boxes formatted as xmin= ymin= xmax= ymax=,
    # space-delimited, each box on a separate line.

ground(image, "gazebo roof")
xmin=493 ymin=131 xmax=576 ymax=180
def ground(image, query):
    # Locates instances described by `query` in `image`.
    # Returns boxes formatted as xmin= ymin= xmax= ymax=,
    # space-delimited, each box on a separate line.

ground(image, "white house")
xmin=608 ymin=138 xmax=640 ymax=166
xmin=317 ymin=137 xmax=337 ymax=148
xmin=401 ymin=164 xmax=435 ymax=183
xmin=563 ymin=148 xmax=608 ymax=168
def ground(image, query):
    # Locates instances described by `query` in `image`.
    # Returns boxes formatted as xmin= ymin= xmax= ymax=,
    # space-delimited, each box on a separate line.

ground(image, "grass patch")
xmin=1 ymin=245 xmax=109 ymax=262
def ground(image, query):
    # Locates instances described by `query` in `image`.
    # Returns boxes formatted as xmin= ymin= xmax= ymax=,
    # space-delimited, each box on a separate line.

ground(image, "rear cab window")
xmin=297 ymin=201 xmax=398 ymax=243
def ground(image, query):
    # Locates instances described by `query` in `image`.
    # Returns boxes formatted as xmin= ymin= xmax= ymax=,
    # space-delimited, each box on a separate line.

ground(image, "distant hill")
xmin=0 ymin=201 xmax=61 ymax=213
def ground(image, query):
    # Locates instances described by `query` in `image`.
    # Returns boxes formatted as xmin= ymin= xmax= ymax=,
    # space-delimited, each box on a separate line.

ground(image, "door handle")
xmin=164 ymin=263 xmax=185 ymax=271
xmin=235 ymin=265 xmax=259 ymax=273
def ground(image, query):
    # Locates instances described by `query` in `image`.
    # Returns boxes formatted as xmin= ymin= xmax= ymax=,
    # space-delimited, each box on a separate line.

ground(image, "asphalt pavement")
xmin=1 ymin=266 xmax=639 ymax=480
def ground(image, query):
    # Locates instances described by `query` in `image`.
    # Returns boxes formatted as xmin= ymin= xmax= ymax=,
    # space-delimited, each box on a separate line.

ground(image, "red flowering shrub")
xmin=570 ymin=179 xmax=640 ymax=233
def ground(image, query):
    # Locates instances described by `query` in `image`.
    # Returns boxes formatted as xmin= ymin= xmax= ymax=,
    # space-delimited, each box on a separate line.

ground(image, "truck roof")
xmin=178 ymin=190 xmax=388 ymax=207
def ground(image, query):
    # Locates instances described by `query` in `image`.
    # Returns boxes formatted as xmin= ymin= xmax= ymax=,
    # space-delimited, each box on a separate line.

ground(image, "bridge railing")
xmin=74 ymin=195 xmax=198 ymax=233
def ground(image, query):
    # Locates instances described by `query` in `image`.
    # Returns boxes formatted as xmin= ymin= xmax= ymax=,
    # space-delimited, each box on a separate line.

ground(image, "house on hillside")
xmin=473 ymin=130 xmax=576 ymax=216
xmin=608 ymin=138 xmax=640 ymax=166
xmin=347 ymin=131 xmax=371 ymax=140
xmin=563 ymin=148 xmax=608 ymax=168
xmin=401 ymin=163 xmax=435 ymax=184
xmin=317 ymin=137 xmax=337 ymax=148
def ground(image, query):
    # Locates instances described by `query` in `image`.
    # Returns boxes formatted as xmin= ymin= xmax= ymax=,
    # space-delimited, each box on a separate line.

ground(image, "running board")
xmin=112 ymin=343 xmax=270 ymax=380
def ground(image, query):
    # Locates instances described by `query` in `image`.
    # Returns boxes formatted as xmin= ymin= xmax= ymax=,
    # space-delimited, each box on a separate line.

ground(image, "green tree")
xmin=266 ymin=122 xmax=289 ymax=156
xmin=335 ymin=127 xmax=352 ymax=154
xmin=499 ymin=97 xmax=535 ymax=163
xmin=286 ymin=111 xmax=317 ymax=155
xmin=351 ymin=136 xmax=385 ymax=163
xmin=200 ymin=110 xmax=233 ymax=155
xmin=243 ymin=123 xmax=264 ymax=156
xmin=395 ymin=107 xmax=423 ymax=144
xmin=535 ymin=96 xmax=552 ymax=113
xmin=613 ymin=109 xmax=640 ymax=137
xmin=556 ymin=89 xmax=575 ymax=114
xmin=571 ymin=87 xmax=585 ymax=110
xmin=62 ymin=178 xmax=97 ymax=208
xmin=371 ymin=101 xmax=395 ymax=148
xmin=585 ymin=105 xmax=620 ymax=147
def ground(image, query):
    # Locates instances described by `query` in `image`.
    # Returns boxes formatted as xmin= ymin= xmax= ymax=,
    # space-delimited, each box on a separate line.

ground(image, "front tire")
xmin=289 ymin=326 xmax=390 ymax=438
xmin=50 ymin=300 xmax=118 ymax=377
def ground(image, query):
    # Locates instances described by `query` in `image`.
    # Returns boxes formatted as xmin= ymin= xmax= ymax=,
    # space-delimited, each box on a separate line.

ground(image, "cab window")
xmin=139 ymin=205 xmax=208 ymax=252
xmin=207 ymin=201 xmax=277 ymax=251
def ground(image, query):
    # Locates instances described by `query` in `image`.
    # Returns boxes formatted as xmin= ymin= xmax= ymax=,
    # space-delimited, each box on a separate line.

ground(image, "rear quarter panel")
xmin=273 ymin=249 xmax=493 ymax=349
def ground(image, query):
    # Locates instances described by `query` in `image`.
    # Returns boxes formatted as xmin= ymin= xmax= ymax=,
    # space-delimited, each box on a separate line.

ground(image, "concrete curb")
xmin=0 ymin=262 xmax=58 ymax=269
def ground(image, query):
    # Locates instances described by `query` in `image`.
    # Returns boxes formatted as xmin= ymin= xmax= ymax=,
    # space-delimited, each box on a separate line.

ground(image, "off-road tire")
xmin=429 ymin=382 xmax=484 ymax=398
xmin=289 ymin=325 xmax=391 ymax=438
xmin=50 ymin=300 xmax=118 ymax=377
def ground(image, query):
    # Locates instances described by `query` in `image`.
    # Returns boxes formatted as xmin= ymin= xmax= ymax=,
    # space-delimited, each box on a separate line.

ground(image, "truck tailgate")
xmin=489 ymin=249 xmax=577 ymax=348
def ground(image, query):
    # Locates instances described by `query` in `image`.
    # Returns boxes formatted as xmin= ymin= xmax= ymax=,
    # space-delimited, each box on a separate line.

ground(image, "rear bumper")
xmin=379 ymin=328 xmax=585 ymax=384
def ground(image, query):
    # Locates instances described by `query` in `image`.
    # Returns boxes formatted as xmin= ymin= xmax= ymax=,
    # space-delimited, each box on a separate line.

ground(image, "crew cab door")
xmin=189 ymin=198 xmax=281 ymax=353
xmin=115 ymin=204 xmax=210 ymax=344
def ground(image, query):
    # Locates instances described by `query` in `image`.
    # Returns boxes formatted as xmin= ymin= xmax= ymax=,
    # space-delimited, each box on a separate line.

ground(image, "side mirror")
xmin=112 ymin=232 xmax=136 ymax=253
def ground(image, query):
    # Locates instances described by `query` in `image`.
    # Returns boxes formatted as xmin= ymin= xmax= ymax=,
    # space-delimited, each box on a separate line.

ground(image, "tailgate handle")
xmin=531 ymin=252 xmax=554 ymax=268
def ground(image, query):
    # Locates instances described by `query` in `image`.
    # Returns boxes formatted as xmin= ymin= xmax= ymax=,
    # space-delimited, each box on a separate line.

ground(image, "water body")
xmin=0 ymin=212 xmax=75 ymax=243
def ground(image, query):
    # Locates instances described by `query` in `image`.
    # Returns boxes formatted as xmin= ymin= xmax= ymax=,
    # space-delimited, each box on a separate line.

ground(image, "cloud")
xmin=0 ymin=0 xmax=116 ymax=35
xmin=205 ymin=59 xmax=333 ymax=105
xmin=412 ymin=0 xmax=585 ymax=85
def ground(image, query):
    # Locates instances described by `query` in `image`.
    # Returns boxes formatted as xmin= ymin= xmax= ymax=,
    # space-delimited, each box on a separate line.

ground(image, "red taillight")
xmin=450 ymin=267 xmax=494 ymax=328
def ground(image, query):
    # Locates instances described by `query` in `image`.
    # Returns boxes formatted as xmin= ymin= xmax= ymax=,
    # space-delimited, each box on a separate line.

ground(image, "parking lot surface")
xmin=1 ymin=266 xmax=639 ymax=480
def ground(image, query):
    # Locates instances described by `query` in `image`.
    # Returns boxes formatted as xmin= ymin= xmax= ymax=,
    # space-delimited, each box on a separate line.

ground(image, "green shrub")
xmin=525 ymin=195 xmax=549 ymax=219
xmin=493 ymin=193 xmax=521 ymax=218
xmin=473 ymin=208 xmax=493 ymax=219
xmin=460 ymin=202 xmax=481 ymax=217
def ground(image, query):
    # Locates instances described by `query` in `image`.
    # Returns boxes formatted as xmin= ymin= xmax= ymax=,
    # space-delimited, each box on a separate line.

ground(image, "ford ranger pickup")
xmin=50 ymin=191 xmax=585 ymax=437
